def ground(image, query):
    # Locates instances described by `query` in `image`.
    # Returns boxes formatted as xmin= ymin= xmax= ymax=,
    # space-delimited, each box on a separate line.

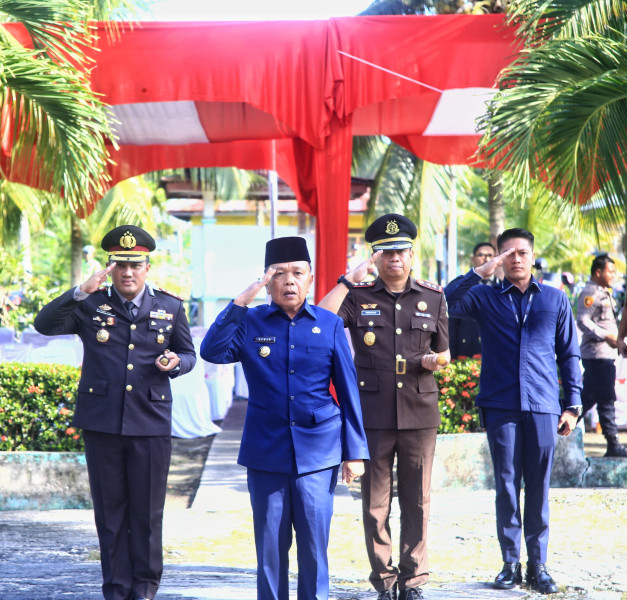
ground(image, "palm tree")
xmin=1 ymin=0 xmax=152 ymax=284
xmin=478 ymin=0 xmax=627 ymax=232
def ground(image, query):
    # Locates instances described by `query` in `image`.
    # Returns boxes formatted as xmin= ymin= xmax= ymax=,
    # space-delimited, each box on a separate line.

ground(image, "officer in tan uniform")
xmin=319 ymin=214 xmax=449 ymax=600
xmin=577 ymin=253 xmax=627 ymax=457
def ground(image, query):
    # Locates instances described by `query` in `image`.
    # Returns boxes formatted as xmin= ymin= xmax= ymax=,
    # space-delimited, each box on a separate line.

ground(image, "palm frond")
xmin=508 ymin=0 xmax=626 ymax=44
xmin=479 ymin=33 xmax=627 ymax=219
xmin=0 ymin=36 xmax=114 ymax=209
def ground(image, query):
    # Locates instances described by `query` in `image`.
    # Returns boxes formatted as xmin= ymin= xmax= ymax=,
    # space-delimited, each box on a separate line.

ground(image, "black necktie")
xmin=124 ymin=300 xmax=135 ymax=320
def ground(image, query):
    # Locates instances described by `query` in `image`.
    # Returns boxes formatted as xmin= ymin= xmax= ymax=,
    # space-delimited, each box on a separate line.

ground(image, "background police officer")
xmin=319 ymin=214 xmax=450 ymax=600
xmin=448 ymin=241 xmax=499 ymax=359
xmin=577 ymin=253 xmax=627 ymax=457
xmin=35 ymin=225 xmax=196 ymax=600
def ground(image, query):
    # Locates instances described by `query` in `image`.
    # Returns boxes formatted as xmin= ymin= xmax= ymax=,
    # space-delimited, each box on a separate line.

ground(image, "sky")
xmin=141 ymin=0 xmax=374 ymax=21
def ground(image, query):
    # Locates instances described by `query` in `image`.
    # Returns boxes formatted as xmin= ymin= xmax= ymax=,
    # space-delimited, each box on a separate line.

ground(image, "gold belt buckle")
xmin=396 ymin=358 xmax=406 ymax=375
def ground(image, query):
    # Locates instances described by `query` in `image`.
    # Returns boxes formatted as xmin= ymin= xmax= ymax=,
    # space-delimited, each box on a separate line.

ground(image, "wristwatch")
xmin=565 ymin=405 xmax=583 ymax=417
xmin=337 ymin=274 xmax=354 ymax=290
xmin=168 ymin=363 xmax=181 ymax=378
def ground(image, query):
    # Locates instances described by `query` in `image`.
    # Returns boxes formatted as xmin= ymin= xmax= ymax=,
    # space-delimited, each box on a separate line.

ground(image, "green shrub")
xmin=435 ymin=357 xmax=482 ymax=434
xmin=0 ymin=362 xmax=82 ymax=451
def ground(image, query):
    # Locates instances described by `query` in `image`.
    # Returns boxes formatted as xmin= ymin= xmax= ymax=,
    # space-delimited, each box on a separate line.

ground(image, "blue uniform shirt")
xmin=444 ymin=270 xmax=582 ymax=414
xmin=200 ymin=300 xmax=369 ymax=474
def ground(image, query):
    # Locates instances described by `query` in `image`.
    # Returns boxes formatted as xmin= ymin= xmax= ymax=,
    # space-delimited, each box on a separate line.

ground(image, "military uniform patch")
xmin=157 ymin=287 xmax=184 ymax=301
xmin=417 ymin=279 xmax=442 ymax=293
xmin=583 ymin=296 xmax=594 ymax=308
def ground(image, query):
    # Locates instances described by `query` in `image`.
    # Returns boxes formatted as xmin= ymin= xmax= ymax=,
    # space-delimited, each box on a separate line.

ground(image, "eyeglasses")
xmin=474 ymin=253 xmax=494 ymax=259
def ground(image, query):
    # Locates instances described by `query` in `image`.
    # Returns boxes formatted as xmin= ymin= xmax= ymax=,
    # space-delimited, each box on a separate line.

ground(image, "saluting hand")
xmin=79 ymin=263 xmax=116 ymax=295
xmin=234 ymin=268 xmax=276 ymax=307
xmin=474 ymin=248 xmax=514 ymax=280
xmin=346 ymin=251 xmax=382 ymax=284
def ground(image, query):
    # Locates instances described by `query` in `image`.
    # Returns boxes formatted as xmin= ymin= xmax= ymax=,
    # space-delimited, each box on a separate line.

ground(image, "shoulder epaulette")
xmin=417 ymin=279 xmax=443 ymax=293
xmin=157 ymin=287 xmax=184 ymax=301
xmin=354 ymin=280 xmax=376 ymax=288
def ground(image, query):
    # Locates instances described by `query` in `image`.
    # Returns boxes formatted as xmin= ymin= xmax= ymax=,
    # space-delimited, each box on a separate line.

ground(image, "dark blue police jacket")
xmin=34 ymin=285 xmax=196 ymax=436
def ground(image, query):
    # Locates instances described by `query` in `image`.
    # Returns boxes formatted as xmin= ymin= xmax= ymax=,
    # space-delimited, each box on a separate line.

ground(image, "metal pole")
xmin=269 ymin=140 xmax=278 ymax=239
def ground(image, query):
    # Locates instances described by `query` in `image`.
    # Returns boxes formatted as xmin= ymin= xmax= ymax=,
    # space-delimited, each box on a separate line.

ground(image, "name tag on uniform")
xmin=361 ymin=310 xmax=381 ymax=316
xmin=254 ymin=336 xmax=276 ymax=344
xmin=415 ymin=312 xmax=432 ymax=318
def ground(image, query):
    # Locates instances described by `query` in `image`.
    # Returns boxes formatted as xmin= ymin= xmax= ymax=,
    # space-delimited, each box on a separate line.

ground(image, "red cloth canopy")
xmin=1 ymin=16 xmax=518 ymax=299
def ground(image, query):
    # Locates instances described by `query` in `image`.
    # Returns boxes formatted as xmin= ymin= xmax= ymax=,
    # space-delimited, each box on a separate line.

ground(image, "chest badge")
xmin=259 ymin=346 xmax=271 ymax=357
xmin=361 ymin=304 xmax=378 ymax=310
xmin=312 ymin=327 xmax=321 ymax=334
xmin=98 ymin=304 xmax=112 ymax=312
xmin=364 ymin=331 xmax=376 ymax=346
xmin=417 ymin=301 xmax=428 ymax=312
xmin=157 ymin=334 xmax=165 ymax=344
xmin=96 ymin=329 xmax=110 ymax=343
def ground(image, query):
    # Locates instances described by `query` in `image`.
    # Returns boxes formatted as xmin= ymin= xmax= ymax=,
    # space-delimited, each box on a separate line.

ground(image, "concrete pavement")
xmin=0 ymin=400 xmax=625 ymax=599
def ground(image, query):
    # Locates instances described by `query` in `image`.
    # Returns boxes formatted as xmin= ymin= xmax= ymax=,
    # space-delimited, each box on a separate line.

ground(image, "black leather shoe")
xmin=605 ymin=435 xmax=627 ymax=457
xmin=526 ymin=563 xmax=559 ymax=594
xmin=493 ymin=562 xmax=522 ymax=589
xmin=398 ymin=587 xmax=423 ymax=600
xmin=376 ymin=583 xmax=397 ymax=600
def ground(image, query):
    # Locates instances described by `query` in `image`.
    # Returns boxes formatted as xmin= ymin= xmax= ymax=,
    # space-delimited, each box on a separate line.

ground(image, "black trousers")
xmin=581 ymin=358 xmax=618 ymax=437
xmin=83 ymin=430 xmax=171 ymax=600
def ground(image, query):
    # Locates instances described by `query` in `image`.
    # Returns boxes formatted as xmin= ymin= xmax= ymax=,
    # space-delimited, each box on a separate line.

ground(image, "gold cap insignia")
xmin=96 ymin=329 xmax=110 ymax=343
xmin=259 ymin=346 xmax=271 ymax=357
xmin=417 ymin=301 xmax=428 ymax=311
xmin=120 ymin=231 xmax=137 ymax=249
xmin=385 ymin=219 xmax=400 ymax=235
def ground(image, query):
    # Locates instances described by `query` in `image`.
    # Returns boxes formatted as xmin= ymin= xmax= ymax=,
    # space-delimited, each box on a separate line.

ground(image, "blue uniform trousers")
xmin=483 ymin=409 xmax=558 ymax=564
xmin=582 ymin=358 xmax=619 ymax=437
xmin=247 ymin=466 xmax=338 ymax=600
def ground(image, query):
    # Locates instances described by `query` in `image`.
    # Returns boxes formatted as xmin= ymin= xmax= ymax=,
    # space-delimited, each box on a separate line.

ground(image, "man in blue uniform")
xmin=200 ymin=236 xmax=369 ymax=600
xmin=35 ymin=225 xmax=196 ymax=600
xmin=444 ymin=228 xmax=582 ymax=595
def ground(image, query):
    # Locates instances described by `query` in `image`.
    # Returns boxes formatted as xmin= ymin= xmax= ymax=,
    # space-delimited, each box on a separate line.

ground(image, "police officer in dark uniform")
xmin=34 ymin=225 xmax=196 ymax=600
xmin=319 ymin=214 xmax=450 ymax=600
xmin=577 ymin=254 xmax=627 ymax=457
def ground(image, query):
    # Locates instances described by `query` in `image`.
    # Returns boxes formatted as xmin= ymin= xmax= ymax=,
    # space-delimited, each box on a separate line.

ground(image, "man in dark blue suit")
xmin=35 ymin=225 xmax=196 ymax=600
xmin=201 ymin=236 xmax=369 ymax=600
xmin=445 ymin=228 xmax=582 ymax=595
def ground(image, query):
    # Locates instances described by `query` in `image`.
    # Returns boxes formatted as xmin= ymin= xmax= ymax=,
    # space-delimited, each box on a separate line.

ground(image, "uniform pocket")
xmin=150 ymin=386 xmax=172 ymax=402
xmin=312 ymin=402 xmax=341 ymax=423
xmin=411 ymin=316 xmax=437 ymax=351
xmin=78 ymin=378 xmax=107 ymax=396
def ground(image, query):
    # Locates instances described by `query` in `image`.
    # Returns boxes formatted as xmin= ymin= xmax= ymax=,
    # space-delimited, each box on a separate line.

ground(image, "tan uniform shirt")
xmin=338 ymin=276 xmax=449 ymax=430
xmin=577 ymin=279 xmax=618 ymax=360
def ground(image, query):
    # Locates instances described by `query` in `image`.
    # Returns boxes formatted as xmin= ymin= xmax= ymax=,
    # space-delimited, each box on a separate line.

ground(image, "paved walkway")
xmin=0 ymin=400 xmax=625 ymax=600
